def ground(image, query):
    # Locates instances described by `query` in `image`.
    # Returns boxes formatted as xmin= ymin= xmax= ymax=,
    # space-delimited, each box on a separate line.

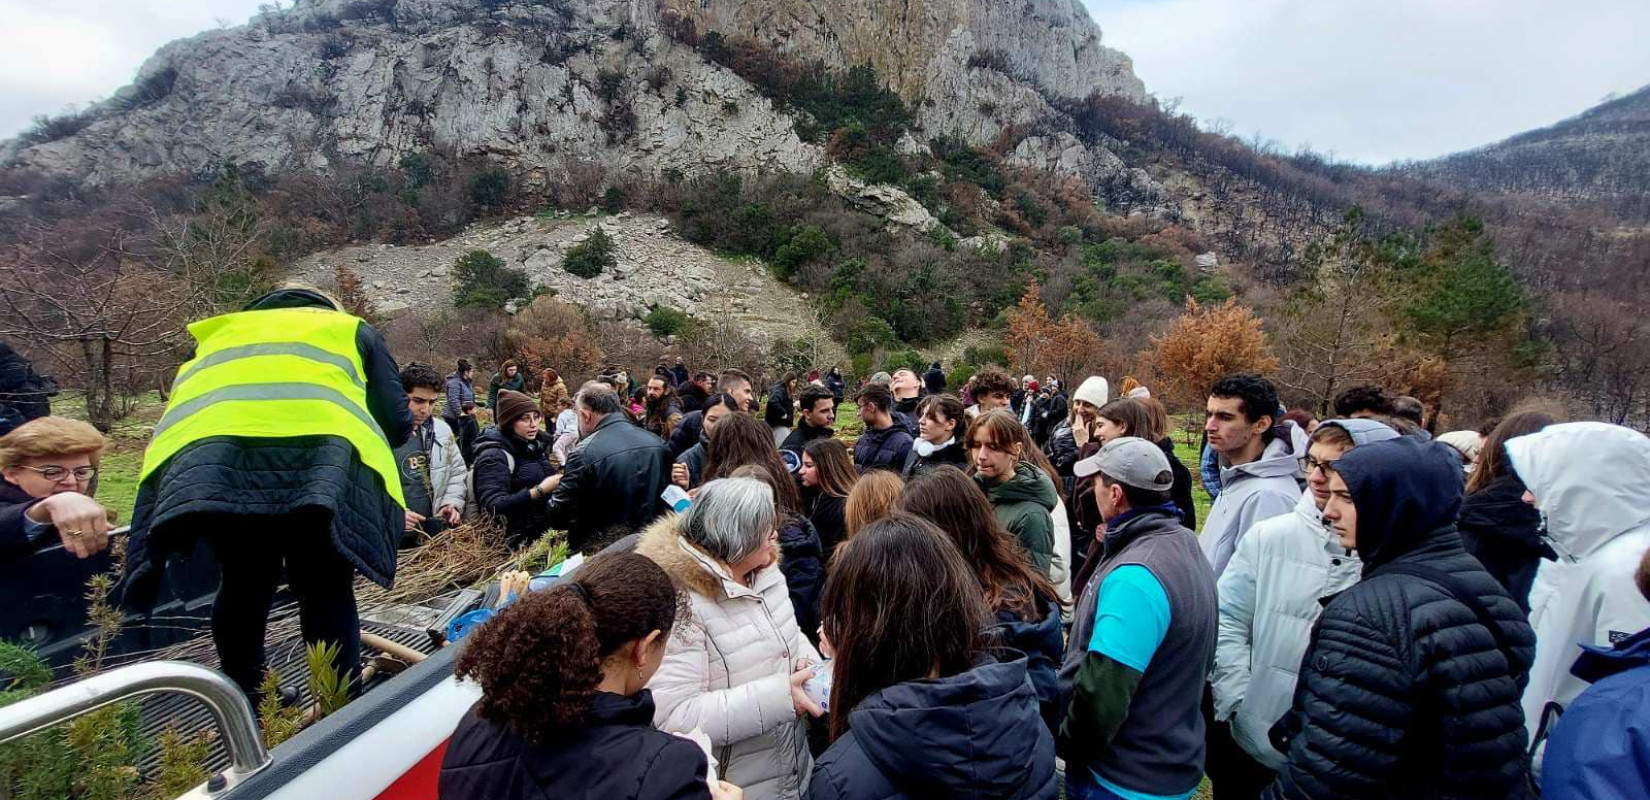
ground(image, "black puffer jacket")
xmin=124 ymin=289 xmax=412 ymax=605
xmin=766 ymin=382 xmax=795 ymax=429
xmin=439 ymin=691 xmax=710 ymax=800
xmin=1157 ymin=437 xmax=1198 ymax=531
xmin=472 ymin=427 xmax=556 ymax=546
xmin=544 ymin=413 xmax=673 ymax=554
xmin=1457 ymin=474 xmax=1543 ymax=611
xmin=1264 ymin=438 xmax=1536 ymax=800
xmin=853 ymin=425 xmax=913 ymax=475
xmin=806 ymin=489 xmax=847 ymax=559
xmin=779 ymin=512 xmax=825 ymax=645
xmin=807 ymin=654 xmax=1057 ymax=800
xmin=989 ymin=597 xmax=1064 ymax=734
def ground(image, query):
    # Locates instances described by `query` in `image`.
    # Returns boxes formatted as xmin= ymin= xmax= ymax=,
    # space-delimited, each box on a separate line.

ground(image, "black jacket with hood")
xmin=124 ymin=288 xmax=412 ymax=606
xmin=807 ymin=654 xmax=1057 ymax=800
xmin=1263 ymin=438 xmax=1536 ymax=800
xmin=439 ymin=690 xmax=711 ymax=800
xmin=471 ymin=426 xmax=556 ymax=545
xmin=1456 ymin=473 xmax=1544 ymax=611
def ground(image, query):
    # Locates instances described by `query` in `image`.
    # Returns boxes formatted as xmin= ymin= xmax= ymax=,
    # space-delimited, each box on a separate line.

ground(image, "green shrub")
xmin=773 ymin=225 xmax=836 ymax=279
xmin=948 ymin=364 xmax=976 ymax=390
xmin=602 ymin=186 xmax=627 ymax=214
xmin=563 ymin=227 xmax=617 ymax=278
xmin=453 ymin=249 xmax=530 ymax=308
xmin=846 ymin=317 xmax=898 ymax=355
xmin=469 ymin=166 xmax=511 ymax=210
xmin=644 ymin=306 xmax=690 ymax=338
xmin=963 ymin=345 xmax=1011 ymax=367
xmin=881 ymin=349 xmax=927 ymax=375
xmin=849 ymin=352 xmax=874 ymax=381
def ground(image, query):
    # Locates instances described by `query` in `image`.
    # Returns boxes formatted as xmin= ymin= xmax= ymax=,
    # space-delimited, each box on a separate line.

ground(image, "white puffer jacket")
xmin=637 ymin=518 xmax=821 ymax=800
xmin=1507 ymin=422 xmax=1650 ymax=752
xmin=428 ymin=417 xmax=467 ymax=513
xmin=1211 ymin=489 xmax=1361 ymax=769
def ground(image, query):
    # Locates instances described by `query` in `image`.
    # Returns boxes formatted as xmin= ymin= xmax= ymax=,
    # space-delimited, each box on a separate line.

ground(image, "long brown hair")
xmin=1467 ymin=409 xmax=1558 ymax=494
xmin=1097 ymin=398 xmax=1155 ymax=442
xmin=967 ymin=409 xmax=1058 ymax=484
xmin=804 ymin=438 xmax=857 ymax=499
xmin=1137 ymin=396 xmax=1173 ymax=442
xmin=454 ymin=553 xmax=685 ymax=742
xmin=845 ymin=470 xmax=904 ymax=535
xmin=822 ymin=515 xmax=990 ymax=742
xmin=896 ymin=466 xmax=1061 ymax=621
xmin=705 ymin=412 xmax=800 ymax=513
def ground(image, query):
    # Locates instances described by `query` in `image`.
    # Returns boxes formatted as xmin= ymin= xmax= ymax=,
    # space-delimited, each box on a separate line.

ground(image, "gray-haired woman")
xmin=637 ymin=477 xmax=824 ymax=800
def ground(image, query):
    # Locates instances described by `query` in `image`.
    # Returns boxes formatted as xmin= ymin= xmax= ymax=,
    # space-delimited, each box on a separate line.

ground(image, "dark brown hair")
xmin=858 ymin=382 xmax=894 ymax=413
xmin=1637 ymin=545 xmax=1650 ymax=602
xmin=1467 ymin=409 xmax=1558 ymax=494
xmin=845 ymin=470 xmax=904 ymax=535
xmin=454 ymin=553 xmax=684 ymax=743
xmin=705 ymin=412 xmax=800 ymax=513
xmin=971 ymin=367 xmax=1017 ymax=399
xmin=1096 ymin=399 xmax=1154 ymax=442
xmin=1138 ymin=396 xmax=1173 ymax=442
xmin=896 ymin=466 xmax=1061 ymax=621
xmin=822 ymin=515 xmax=990 ymax=742
xmin=917 ymin=394 xmax=966 ymax=435
xmin=1309 ymin=422 xmax=1357 ymax=449
xmin=804 ymin=438 xmax=857 ymax=499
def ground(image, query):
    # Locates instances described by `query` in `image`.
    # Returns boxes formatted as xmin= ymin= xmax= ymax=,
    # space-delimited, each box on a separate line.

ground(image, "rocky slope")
xmin=290 ymin=210 xmax=832 ymax=349
xmin=1401 ymin=84 xmax=1650 ymax=218
xmin=2 ymin=0 xmax=1144 ymax=192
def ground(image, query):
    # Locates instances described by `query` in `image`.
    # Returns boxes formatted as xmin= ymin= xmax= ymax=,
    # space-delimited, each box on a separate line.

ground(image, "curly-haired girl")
xmin=440 ymin=552 xmax=741 ymax=800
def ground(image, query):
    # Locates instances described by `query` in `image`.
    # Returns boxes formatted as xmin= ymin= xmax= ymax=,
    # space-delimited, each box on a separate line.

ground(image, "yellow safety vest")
xmin=139 ymin=307 xmax=406 ymax=507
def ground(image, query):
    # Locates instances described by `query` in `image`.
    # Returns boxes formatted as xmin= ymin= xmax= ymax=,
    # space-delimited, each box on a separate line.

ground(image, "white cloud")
xmin=1085 ymin=0 xmax=1650 ymax=164
xmin=0 ymin=0 xmax=267 ymax=138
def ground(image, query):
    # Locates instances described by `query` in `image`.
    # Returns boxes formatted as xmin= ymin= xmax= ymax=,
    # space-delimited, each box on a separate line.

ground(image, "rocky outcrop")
xmin=824 ymin=165 xmax=945 ymax=232
xmin=5 ymin=0 xmax=822 ymax=184
xmin=3 ymin=0 xmax=1146 ymax=190
xmin=650 ymin=0 xmax=1144 ymax=106
xmin=291 ymin=211 xmax=827 ymax=347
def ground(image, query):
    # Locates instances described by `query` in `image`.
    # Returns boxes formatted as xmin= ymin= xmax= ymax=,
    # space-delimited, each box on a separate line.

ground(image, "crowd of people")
xmin=3 ymin=284 xmax=1649 ymax=800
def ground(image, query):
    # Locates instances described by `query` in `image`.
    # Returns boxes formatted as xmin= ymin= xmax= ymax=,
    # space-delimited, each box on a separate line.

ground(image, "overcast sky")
xmin=3 ymin=0 xmax=1649 ymax=165
xmin=1088 ymin=0 xmax=1650 ymax=164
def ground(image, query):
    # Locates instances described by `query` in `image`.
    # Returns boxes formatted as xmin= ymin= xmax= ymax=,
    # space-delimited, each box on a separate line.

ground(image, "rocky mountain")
xmin=0 ymin=0 xmax=1145 ymax=195
xmin=1401 ymin=84 xmax=1650 ymax=219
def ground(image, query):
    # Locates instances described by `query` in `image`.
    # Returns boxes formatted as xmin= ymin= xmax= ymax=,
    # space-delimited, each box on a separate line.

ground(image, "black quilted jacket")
xmin=1264 ymin=439 xmax=1536 ymax=800
xmin=123 ymin=290 xmax=411 ymax=607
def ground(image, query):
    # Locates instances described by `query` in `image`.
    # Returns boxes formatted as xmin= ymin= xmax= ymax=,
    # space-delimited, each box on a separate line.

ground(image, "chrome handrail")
xmin=0 ymin=660 xmax=271 ymax=794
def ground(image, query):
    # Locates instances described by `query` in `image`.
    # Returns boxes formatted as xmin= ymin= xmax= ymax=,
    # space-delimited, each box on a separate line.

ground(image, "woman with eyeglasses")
xmin=1 ymin=416 xmax=112 ymax=561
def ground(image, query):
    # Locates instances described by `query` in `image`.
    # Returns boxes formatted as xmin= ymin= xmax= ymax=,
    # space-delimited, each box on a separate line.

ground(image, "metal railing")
xmin=0 ymin=660 xmax=271 ymax=795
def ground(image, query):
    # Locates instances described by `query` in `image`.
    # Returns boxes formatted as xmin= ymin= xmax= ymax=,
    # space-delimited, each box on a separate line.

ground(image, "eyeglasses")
xmin=21 ymin=465 xmax=98 ymax=482
xmin=1303 ymin=457 xmax=1336 ymax=474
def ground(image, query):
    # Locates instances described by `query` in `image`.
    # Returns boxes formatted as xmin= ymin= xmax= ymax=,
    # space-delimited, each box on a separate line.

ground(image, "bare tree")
xmin=0 ymin=219 xmax=191 ymax=430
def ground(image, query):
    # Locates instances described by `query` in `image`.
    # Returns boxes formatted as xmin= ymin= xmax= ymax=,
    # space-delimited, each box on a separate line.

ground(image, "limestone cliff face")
xmin=6 ymin=0 xmax=821 ymax=184
xmin=2 ymin=0 xmax=1148 ymax=203
xmin=651 ymin=0 xmax=1143 ymax=105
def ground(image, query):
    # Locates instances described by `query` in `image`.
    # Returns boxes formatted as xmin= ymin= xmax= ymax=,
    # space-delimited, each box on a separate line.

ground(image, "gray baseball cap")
xmin=1073 ymin=436 xmax=1174 ymax=491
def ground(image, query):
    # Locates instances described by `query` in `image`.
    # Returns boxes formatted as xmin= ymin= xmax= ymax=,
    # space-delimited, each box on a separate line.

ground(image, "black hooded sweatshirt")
xmin=1263 ymin=438 xmax=1536 ymax=800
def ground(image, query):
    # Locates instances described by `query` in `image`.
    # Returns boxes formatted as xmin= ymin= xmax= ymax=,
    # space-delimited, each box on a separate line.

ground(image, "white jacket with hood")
xmin=636 ymin=517 xmax=821 ymax=800
xmin=1210 ymin=418 xmax=1395 ymax=768
xmin=1507 ymin=421 xmax=1650 ymax=747
xmin=1200 ymin=420 xmax=1308 ymax=578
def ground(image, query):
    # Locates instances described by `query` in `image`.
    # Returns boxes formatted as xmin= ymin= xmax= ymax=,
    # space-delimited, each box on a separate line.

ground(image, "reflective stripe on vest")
xmin=140 ymin=307 xmax=405 ymax=507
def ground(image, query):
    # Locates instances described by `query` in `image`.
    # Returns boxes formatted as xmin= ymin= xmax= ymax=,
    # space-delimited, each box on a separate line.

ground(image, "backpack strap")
xmin=1372 ymin=561 xmax=1515 ymax=661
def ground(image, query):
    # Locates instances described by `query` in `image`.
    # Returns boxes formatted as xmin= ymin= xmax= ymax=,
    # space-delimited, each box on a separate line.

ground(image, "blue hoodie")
xmin=1542 ymin=626 xmax=1650 ymax=800
xmin=808 ymin=655 xmax=1057 ymax=800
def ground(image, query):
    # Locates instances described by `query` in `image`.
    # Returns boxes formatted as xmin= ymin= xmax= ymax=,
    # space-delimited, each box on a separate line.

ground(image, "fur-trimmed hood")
xmin=635 ymin=514 xmax=784 ymax=600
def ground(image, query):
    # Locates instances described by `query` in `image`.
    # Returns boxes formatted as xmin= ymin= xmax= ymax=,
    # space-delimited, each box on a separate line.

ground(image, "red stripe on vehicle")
xmin=373 ymin=741 xmax=449 ymax=800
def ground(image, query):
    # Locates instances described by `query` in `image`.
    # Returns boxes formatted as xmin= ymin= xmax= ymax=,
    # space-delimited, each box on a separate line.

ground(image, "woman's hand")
xmin=790 ymin=663 xmax=825 ymax=718
xmin=28 ymin=493 xmax=111 ymax=560
xmin=1072 ymin=423 xmax=1091 ymax=448
xmin=817 ymin=626 xmax=835 ymax=659
xmin=535 ymin=474 xmax=559 ymax=496
xmin=671 ymin=462 xmax=690 ymax=490
xmin=709 ymin=781 xmax=743 ymax=800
